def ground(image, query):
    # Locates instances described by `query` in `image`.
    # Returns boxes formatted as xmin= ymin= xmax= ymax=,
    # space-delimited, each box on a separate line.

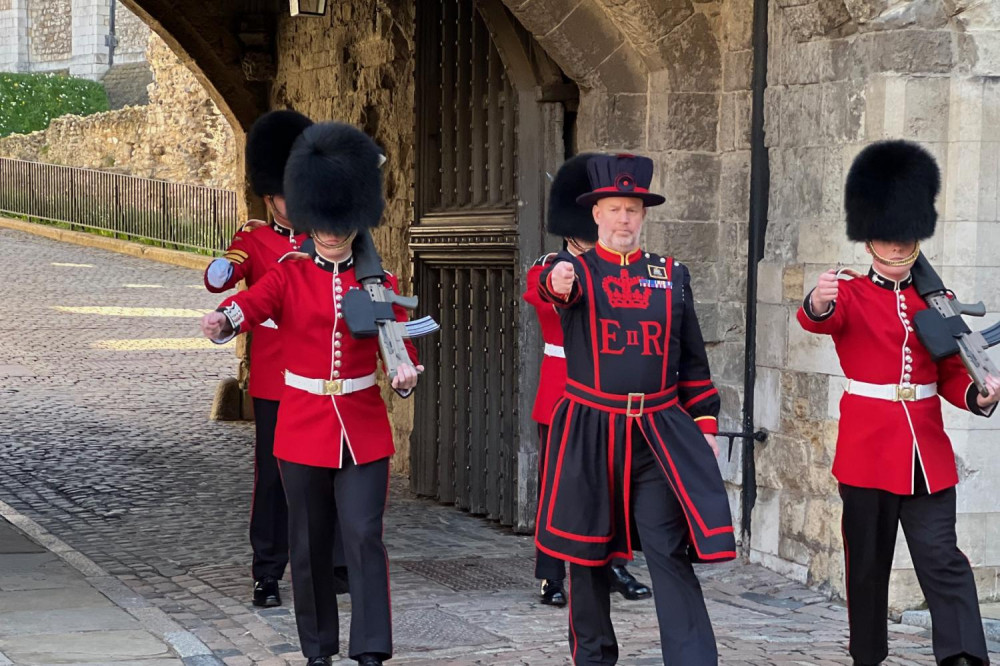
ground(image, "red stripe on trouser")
xmin=568 ymin=574 xmax=578 ymax=663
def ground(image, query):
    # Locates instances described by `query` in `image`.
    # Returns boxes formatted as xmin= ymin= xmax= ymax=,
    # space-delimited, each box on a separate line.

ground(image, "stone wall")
xmin=0 ymin=0 xmax=29 ymax=74
xmin=270 ymin=0 xmax=417 ymax=474
xmin=0 ymin=31 xmax=237 ymax=191
xmin=29 ymin=0 xmax=71 ymax=61
xmin=752 ymin=0 xmax=1000 ymax=607
xmin=0 ymin=0 xmax=151 ymax=78
xmin=113 ymin=2 xmax=150 ymax=62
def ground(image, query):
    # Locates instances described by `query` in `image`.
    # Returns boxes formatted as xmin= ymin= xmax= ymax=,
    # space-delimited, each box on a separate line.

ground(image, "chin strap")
xmin=867 ymin=240 xmax=920 ymax=267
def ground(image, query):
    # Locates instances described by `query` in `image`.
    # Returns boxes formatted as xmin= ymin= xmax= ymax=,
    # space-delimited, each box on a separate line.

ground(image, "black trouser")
xmin=840 ymin=482 xmax=988 ymax=665
xmin=534 ymin=424 xmax=626 ymax=582
xmin=250 ymin=398 xmax=289 ymax=581
xmin=280 ymin=455 xmax=391 ymax=660
xmin=567 ymin=426 xmax=717 ymax=665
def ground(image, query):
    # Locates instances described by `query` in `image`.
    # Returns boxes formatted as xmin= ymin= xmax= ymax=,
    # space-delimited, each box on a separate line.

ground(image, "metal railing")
xmin=0 ymin=158 xmax=239 ymax=253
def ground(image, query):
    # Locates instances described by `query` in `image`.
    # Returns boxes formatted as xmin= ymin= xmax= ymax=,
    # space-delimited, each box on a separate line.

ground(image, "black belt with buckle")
xmin=565 ymin=380 xmax=678 ymax=417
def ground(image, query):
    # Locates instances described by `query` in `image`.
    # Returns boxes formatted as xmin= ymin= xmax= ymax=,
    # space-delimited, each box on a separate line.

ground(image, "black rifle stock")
xmin=911 ymin=253 xmax=999 ymax=397
xmin=343 ymin=229 xmax=439 ymax=383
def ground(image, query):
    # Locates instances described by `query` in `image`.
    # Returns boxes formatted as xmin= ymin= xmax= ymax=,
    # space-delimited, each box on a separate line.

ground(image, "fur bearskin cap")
xmin=283 ymin=122 xmax=385 ymax=235
xmin=245 ymin=110 xmax=314 ymax=197
xmin=845 ymin=140 xmax=940 ymax=242
xmin=547 ymin=153 xmax=600 ymax=242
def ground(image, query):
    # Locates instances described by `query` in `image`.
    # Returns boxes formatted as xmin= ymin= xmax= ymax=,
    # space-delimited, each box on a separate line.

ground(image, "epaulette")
xmin=277 ymin=251 xmax=310 ymax=263
xmin=238 ymin=219 xmax=268 ymax=233
xmin=836 ymin=267 xmax=862 ymax=281
xmin=533 ymin=252 xmax=559 ymax=267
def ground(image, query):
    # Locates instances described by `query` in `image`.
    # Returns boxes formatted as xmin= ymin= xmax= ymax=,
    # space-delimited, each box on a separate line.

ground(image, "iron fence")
xmin=0 ymin=158 xmax=239 ymax=253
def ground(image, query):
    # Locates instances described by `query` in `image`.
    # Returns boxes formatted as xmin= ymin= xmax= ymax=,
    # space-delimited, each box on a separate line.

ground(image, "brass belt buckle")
xmin=324 ymin=379 xmax=343 ymax=395
xmin=895 ymin=384 xmax=915 ymax=402
xmin=626 ymin=392 xmax=645 ymax=417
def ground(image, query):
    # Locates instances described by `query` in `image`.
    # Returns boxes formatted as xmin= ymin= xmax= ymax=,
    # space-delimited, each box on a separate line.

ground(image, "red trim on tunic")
xmin=662 ymin=258 xmax=673 ymax=388
xmin=564 ymin=379 xmax=678 ymax=414
xmin=534 ymin=538 xmax=632 ymax=567
xmin=640 ymin=419 xmax=735 ymax=538
xmin=607 ymin=414 xmax=617 ymax=541
xmin=679 ymin=379 xmax=713 ymax=388
xmin=595 ymin=243 xmax=643 ymax=266
xmin=623 ymin=417 xmax=634 ymax=557
xmin=546 ymin=403 xmax=614 ymax=543
xmin=638 ymin=423 xmax=736 ymax=561
xmin=577 ymin=259 xmax=601 ymax=390
xmin=683 ymin=387 xmax=719 ymax=409
xmin=534 ymin=403 xmax=565 ymax=540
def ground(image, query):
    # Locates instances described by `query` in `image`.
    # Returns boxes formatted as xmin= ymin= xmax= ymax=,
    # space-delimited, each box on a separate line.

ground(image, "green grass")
xmin=0 ymin=73 xmax=109 ymax=138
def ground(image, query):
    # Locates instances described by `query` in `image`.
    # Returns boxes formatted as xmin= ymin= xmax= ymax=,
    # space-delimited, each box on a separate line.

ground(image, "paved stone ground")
xmin=0 ymin=516 xmax=182 ymax=665
xmin=0 ymin=227 xmax=992 ymax=665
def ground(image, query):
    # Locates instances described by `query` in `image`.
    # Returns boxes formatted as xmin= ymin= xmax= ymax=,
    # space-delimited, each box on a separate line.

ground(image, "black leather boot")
xmin=609 ymin=565 xmax=651 ymax=600
xmin=539 ymin=578 xmax=567 ymax=606
xmin=252 ymin=576 xmax=281 ymax=607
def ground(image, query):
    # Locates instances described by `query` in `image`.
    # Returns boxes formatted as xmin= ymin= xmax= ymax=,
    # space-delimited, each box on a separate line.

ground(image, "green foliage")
xmin=0 ymin=72 xmax=109 ymax=138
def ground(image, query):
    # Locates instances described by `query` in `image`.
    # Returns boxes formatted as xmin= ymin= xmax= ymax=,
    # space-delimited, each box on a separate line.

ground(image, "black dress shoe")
xmin=356 ymin=655 xmax=383 ymax=666
xmin=252 ymin=577 xmax=281 ymax=607
xmin=610 ymin=565 xmax=652 ymax=600
xmin=539 ymin=579 xmax=567 ymax=607
xmin=943 ymin=656 xmax=983 ymax=666
xmin=305 ymin=658 xmax=332 ymax=666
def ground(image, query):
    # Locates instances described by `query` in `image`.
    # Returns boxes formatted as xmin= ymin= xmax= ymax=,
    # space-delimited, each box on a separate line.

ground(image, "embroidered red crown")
xmin=602 ymin=269 xmax=651 ymax=309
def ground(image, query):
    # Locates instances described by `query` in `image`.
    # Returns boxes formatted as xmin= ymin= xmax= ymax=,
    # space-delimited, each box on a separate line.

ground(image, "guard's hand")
xmin=392 ymin=363 xmax=425 ymax=391
xmin=977 ymin=374 xmax=1000 ymax=408
xmin=200 ymin=311 xmax=228 ymax=339
xmin=704 ymin=433 xmax=719 ymax=457
xmin=549 ymin=261 xmax=576 ymax=296
xmin=810 ymin=269 xmax=839 ymax=313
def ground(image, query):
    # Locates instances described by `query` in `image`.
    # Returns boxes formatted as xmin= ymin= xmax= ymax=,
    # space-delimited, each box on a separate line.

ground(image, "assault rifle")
xmin=911 ymin=253 xmax=1000 ymax=397
xmin=341 ymin=229 xmax=439 ymax=384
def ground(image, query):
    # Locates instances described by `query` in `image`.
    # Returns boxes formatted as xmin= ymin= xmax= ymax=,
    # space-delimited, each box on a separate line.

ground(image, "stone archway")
xmin=118 ymin=0 xmax=751 ymax=538
xmin=118 ymin=0 xmax=267 ymax=133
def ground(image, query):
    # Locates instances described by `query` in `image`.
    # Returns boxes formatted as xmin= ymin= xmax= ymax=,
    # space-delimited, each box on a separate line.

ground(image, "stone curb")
xmin=0 ymin=499 xmax=223 ymax=666
xmin=900 ymin=609 xmax=1000 ymax=644
xmin=0 ymin=216 xmax=212 ymax=272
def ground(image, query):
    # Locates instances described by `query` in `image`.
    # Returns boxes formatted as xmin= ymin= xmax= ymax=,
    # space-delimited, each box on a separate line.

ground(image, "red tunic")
xmin=797 ymin=269 xmax=991 ymax=495
xmin=205 ymin=221 xmax=307 ymax=400
xmin=523 ymin=253 xmax=568 ymax=425
xmin=215 ymin=254 xmax=418 ymax=469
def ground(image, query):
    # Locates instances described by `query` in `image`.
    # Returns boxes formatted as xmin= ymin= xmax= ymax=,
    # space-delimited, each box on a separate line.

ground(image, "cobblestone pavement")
xmin=0 ymin=228 xmax=988 ymax=665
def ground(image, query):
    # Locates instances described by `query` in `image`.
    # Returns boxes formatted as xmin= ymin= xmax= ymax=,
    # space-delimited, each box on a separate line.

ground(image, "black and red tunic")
xmin=534 ymin=242 xmax=736 ymax=566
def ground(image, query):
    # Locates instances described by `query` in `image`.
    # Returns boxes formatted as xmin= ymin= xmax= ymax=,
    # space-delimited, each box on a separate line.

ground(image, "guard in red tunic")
xmin=537 ymin=154 xmax=735 ymax=665
xmin=524 ymin=153 xmax=650 ymax=608
xmin=797 ymin=140 xmax=1000 ymax=666
xmin=200 ymin=122 xmax=420 ymax=666
xmin=204 ymin=109 xmax=312 ymax=608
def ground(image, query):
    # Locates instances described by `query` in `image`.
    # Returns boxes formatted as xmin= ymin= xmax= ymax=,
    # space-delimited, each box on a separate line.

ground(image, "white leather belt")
xmin=846 ymin=380 xmax=937 ymax=402
xmin=259 ymin=319 xmax=278 ymax=330
xmin=544 ymin=343 xmax=565 ymax=358
xmin=285 ymin=370 xmax=377 ymax=396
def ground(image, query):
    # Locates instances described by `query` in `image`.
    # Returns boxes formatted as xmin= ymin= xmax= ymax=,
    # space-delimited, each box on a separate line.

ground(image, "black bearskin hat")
xmin=547 ymin=153 xmax=600 ymax=242
xmin=245 ymin=110 xmax=314 ymax=197
xmin=845 ymin=140 xmax=940 ymax=242
xmin=283 ymin=122 xmax=385 ymax=235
